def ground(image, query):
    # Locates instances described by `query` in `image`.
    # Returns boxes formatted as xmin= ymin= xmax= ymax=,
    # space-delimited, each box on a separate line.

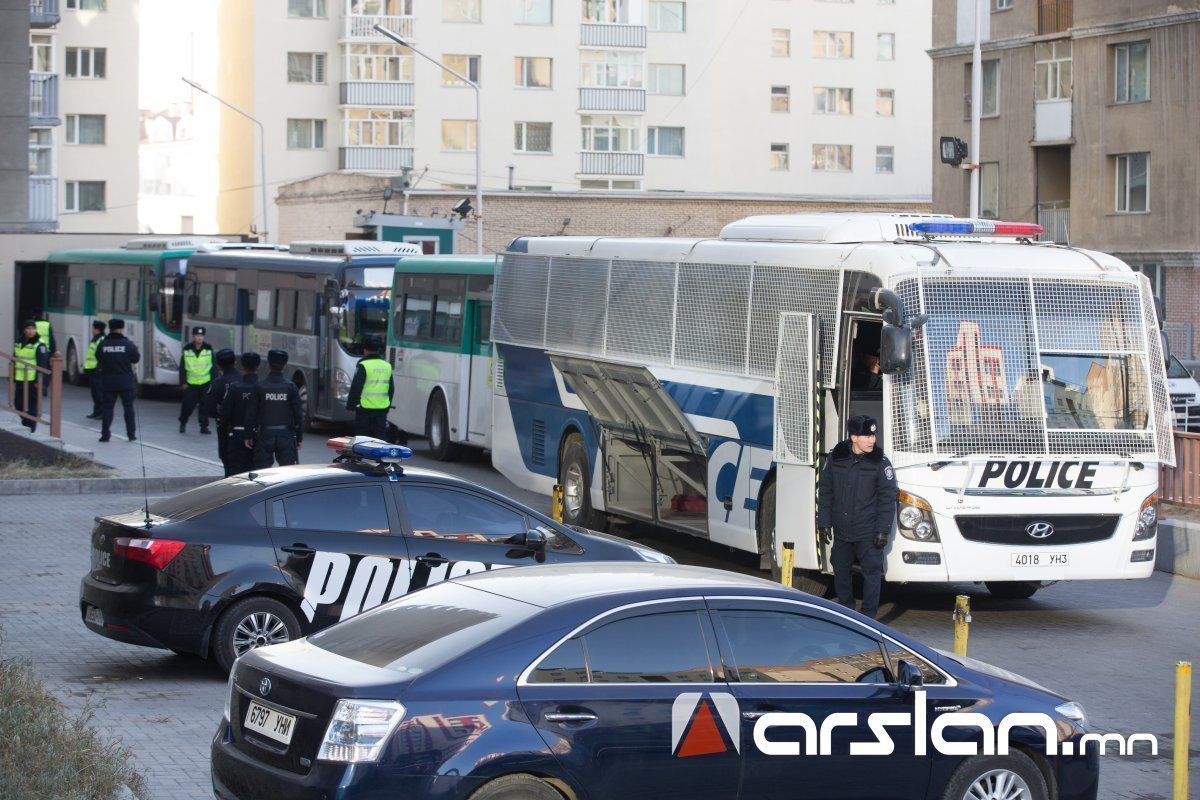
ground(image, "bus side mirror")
xmin=187 ymin=295 xmax=200 ymax=315
xmin=1161 ymin=331 xmax=1171 ymax=369
xmin=880 ymin=324 xmax=912 ymax=374
xmin=147 ymin=294 xmax=160 ymax=312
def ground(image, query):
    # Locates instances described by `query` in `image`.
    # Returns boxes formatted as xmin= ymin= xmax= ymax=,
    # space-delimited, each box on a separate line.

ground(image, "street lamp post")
xmin=374 ymin=24 xmax=483 ymax=255
xmin=182 ymin=77 xmax=270 ymax=242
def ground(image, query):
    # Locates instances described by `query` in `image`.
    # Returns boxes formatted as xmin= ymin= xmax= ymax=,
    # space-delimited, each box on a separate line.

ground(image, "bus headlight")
xmin=335 ymin=368 xmax=351 ymax=403
xmin=897 ymin=490 xmax=940 ymax=542
xmin=154 ymin=341 xmax=179 ymax=371
xmin=1133 ymin=493 xmax=1158 ymax=541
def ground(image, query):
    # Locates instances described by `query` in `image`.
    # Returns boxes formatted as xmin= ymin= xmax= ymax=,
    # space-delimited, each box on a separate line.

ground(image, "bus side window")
xmin=216 ymin=284 xmax=236 ymax=322
xmin=95 ymin=279 xmax=114 ymax=312
xmin=476 ymin=304 xmax=491 ymax=346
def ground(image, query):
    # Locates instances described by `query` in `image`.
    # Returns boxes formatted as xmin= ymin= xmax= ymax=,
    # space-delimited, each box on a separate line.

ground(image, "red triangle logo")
xmin=677 ymin=700 xmax=729 ymax=757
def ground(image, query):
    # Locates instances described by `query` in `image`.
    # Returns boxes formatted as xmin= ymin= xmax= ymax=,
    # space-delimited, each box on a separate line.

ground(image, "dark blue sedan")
xmin=211 ymin=563 xmax=1098 ymax=800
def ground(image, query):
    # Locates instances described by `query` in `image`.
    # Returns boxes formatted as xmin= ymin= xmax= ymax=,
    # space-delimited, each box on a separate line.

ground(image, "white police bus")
xmin=489 ymin=213 xmax=1174 ymax=597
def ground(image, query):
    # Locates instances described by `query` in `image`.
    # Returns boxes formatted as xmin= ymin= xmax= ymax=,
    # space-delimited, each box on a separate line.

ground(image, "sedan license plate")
xmin=244 ymin=701 xmax=297 ymax=746
xmin=1010 ymin=552 xmax=1068 ymax=568
xmin=84 ymin=605 xmax=103 ymax=627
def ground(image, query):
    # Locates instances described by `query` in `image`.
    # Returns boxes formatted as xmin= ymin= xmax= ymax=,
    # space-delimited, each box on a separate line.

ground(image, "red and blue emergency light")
xmin=910 ymin=219 xmax=1044 ymax=237
xmin=326 ymin=436 xmax=412 ymax=462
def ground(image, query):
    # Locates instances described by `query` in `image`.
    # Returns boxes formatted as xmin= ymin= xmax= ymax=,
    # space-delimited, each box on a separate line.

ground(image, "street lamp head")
xmin=182 ymin=77 xmax=209 ymax=95
xmin=372 ymin=24 xmax=410 ymax=47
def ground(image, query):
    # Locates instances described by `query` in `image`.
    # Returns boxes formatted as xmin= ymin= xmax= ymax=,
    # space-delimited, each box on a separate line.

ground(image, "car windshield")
xmin=1168 ymin=356 xmax=1193 ymax=380
xmin=147 ymin=478 xmax=265 ymax=521
xmin=309 ymin=581 xmax=539 ymax=673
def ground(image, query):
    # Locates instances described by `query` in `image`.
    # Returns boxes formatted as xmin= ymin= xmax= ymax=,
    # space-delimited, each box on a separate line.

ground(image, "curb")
xmin=0 ymin=475 xmax=216 ymax=496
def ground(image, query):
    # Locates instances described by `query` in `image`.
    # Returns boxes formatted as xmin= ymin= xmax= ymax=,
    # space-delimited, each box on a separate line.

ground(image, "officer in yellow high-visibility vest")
xmin=178 ymin=326 xmax=215 ymax=434
xmin=12 ymin=320 xmax=49 ymax=433
xmin=85 ymin=319 xmax=106 ymax=419
xmin=345 ymin=335 xmax=393 ymax=440
xmin=32 ymin=309 xmax=55 ymax=354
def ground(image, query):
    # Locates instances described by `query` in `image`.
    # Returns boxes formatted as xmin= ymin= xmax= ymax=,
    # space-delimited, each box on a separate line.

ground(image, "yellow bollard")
xmin=550 ymin=484 xmax=564 ymax=523
xmin=1175 ymin=661 xmax=1192 ymax=800
xmin=780 ymin=542 xmax=795 ymax=588
xmin=953 ymin=595 xmax=971 ymax=656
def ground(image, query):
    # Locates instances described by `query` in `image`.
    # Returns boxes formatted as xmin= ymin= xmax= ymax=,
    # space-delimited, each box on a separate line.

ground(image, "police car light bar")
xmin=327 ymin=436 xmax=413 ymax=463
xmin=909 ymin=219 xmax=1044 ymax=237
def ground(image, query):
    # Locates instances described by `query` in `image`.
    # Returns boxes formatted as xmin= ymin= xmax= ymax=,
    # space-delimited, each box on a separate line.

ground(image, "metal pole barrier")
xmin=1175 ymin=661 xmax=1192 ymax=800
xmin=953 ymin=595 xmax=971 ymax=656
xmin=780 ymin=542 xmax=795 ymax=588
xmin=551 ymin=484 xmax=564 ymax=523
xmin=49 ymin=353 xmax=62 ymax=438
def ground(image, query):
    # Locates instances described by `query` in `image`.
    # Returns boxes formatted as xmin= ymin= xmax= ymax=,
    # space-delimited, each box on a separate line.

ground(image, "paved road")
xmin=1 ymin=385 xmax=1197 ymax=799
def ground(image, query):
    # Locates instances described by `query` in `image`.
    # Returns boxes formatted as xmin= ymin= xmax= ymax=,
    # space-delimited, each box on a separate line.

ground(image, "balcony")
xmin=341 ymin=81 xmax=413 ymax=107
xmin=579 ymin=87 xmax=645 ymax=112
xmin=30 ymin=0 xmax=59 ymax=26
xmin=580 ymin=23 xmax=646 ymax=48
xmin=580 ymin=151 xmax=644 ymax=176
xmin=1034 ymin=99 xmax=1071 ymax=142
xmin=29 ymin=176 xmax=57 ymax=229
xmin=345 ymin=13 xmax=413 ymax=41
xmin=29 ymin=73 xmax=59 ymax=126
xmin=1037 ymin=202 xmax=1070 ymax=244
xmin=1037 ymin=0 xmax=1072 ymax=35
xmin=340 ymin=146 xmax=413 ymax=172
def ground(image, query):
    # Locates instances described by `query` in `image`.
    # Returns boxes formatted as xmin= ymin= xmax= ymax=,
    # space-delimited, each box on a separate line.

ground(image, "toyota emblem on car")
xmin=259 ymin=678 xmax=272 ymax=697
xmin=1025 ymin=521 xmax=1055 ymax=539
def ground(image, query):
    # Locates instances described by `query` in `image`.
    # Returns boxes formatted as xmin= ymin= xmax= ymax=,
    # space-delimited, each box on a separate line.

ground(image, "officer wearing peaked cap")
xmin=346 ymin=335 xmax=394 ymax=440
xmin=179 ymin=325 xmax=215 ymax=434
xmin=85 ymin=320 xmax=106 ymax=419
xmin=204 ymin=348 xmax=240 ymax=476
xmin=219 ymin=352 xmax=261 ymax=476
xmin=246 ymin=349 xmax=304 ymax=469
xmin=816 ymin=415 xmax=897 ymax=619
xmin=96 ymin=318 xmax=140 ymax=443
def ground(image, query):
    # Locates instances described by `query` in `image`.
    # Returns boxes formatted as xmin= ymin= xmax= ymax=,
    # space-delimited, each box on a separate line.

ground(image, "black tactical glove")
xmin=873 ymin=531 xmax=889 ymax=549
xmin=819 ymin=527 xmax=833 ymax=545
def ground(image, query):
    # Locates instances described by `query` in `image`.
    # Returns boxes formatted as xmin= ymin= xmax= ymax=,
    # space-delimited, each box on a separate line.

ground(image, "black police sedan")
xmin=212 ymin=563 xmax=1099 ymax=800
xmin=80 ymin=438 xmax=672 ymax=671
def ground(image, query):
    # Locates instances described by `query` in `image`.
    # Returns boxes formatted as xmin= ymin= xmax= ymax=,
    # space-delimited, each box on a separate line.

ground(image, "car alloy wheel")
xmin=961 ymin=768 xmax=1033 ymax=800
xmin=233 ymin=611 xmax=292 ymax=657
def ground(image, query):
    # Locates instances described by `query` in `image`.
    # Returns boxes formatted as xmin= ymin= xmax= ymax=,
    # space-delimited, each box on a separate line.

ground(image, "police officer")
xmin=178 ymin=326 xmax=215 ymax=434
xmin=204 ymin=348 xmax=240 ymax=477
xmin=12 ymin=320 xmax=48 ymax=433
xmin=346 ymin=335 xmax=393 ymax=439
xmin=33 ymin=309 xmax=54 ymax=397
xmin=219 ymin=352 xmax=261 ymax=476
xmin=96 ymin=318 xmax=140 ymax=443
xmin=85 ymin=320 xmax=106 ymax=419
xmin=816 ymin=415 xmax=897 ymax=619
xmin=246 ymin=349 xmax=304 ymax=468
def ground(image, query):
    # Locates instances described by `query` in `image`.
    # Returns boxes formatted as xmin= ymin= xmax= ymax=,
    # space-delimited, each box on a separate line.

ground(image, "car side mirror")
xmin=506 ymin=528 xmax=547 ymax=562
xmin=896 ymin=658 xmax=924 ymax=691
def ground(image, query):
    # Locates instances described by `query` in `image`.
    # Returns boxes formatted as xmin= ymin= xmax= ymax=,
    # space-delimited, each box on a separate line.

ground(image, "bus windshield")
xmin=343 ymin=266 xmax=393 ymax=289
xmin=157 ymin=257 xmax=186 ymax=334
xmin=338 ymin=288 xmax=391 ymax=355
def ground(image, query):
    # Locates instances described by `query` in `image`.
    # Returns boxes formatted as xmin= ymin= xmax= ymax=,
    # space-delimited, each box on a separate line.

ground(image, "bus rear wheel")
xmin=426 ymin=391 xmax=462 ymax=461
xmin=66 ymin=343 xmax=85 ymax=386
xmin=985 ymin=581 xmax=1041 ymax=600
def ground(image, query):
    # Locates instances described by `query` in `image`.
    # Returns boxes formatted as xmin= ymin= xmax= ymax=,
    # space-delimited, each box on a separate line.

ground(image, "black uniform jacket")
xmin=204 ymin=367 xmax=241 ymax=422
xmin=245 ymin=372 xmax=304 ymax=443
xmin=95 ymin=332 xmax=141 ymax=392
xmin=816 ymin=440 xmax=898 ymax=542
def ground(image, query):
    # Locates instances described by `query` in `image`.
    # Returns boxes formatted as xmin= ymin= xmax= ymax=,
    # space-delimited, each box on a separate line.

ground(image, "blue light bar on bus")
xmin=326 ymin=436 xmax=412 ymax=462
xmin=909 ymin=219 xmax=1044 ymax=237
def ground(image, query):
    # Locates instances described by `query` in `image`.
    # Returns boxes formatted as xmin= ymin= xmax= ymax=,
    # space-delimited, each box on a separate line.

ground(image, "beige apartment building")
xmin=930 ymin=0 xmax=1200 ymax=355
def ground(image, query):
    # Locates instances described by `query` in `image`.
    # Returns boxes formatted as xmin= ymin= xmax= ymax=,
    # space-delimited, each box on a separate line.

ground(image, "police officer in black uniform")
xmin=816 ymin=415 xmax=897 ymax=619
xmin=96 ymin=318 xmax=140 ymax=443
xmin=203 ymin=348 xmax=240 ymax=476
xmin=219 ymin=352 xmax=261 ymax=476
xmin=246 ymin=349 xmax=304 ymax=468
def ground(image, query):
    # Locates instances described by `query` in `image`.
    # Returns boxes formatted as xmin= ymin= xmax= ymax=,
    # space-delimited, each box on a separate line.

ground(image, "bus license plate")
xmin=244 ymin=701 xmax=297 ymax=746
xmin=1011 ymin=552 xmax=1068 ymax=568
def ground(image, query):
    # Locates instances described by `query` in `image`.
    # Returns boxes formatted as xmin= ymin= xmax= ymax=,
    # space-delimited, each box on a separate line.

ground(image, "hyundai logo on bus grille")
xmin=1026 ymin=521 xmax=1055 ymax=539
xmin=259 ymin=678 xmax=271 ymax=697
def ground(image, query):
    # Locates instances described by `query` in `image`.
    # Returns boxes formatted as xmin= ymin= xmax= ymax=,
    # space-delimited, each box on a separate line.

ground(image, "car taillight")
xmin=112 ymin=537 xmax=186 ymax=569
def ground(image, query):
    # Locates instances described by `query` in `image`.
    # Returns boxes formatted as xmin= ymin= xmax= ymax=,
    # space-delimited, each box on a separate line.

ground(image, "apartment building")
xmin=930 ymin=0 xmax=1200 ymax=354
xmin=184 ymin=0 xmax=930 ymax=241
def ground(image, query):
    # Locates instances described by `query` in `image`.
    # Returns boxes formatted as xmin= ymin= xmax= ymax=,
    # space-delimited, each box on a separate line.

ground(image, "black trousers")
xmin=215 ymin=424 xmax=231 ymax=476
xmin=102 ymin=388 xmax=136 ymax=438
xmin=355 ymin=409 xmax=388 ymax=439
xmin=87 ymin=371 xmax=103 ymax=415
xmin=831 ymin=537 xmax=884 ymax=618
xmin=226 ymin=430 xmax=255 ymax=476
xmin=179 ymin=383 xmax=211 ymax=427
xmin=12 ymin=381 xmax=38 ymax=432
xmin=254 ymin=430 xmax=299 ymax=469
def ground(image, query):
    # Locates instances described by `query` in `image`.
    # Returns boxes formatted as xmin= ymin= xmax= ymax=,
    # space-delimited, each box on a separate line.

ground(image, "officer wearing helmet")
xmin=816 ymin=415 xmax=897 ymax=619
xmin=245 ymin=349 xmax=304 ymax=468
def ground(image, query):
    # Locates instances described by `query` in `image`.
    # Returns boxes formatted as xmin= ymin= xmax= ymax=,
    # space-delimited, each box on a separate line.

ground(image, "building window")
xmin=994 ymin=0 xmax=1012 ymax=9
xmin=979 ymin=162 xmax=999 ymax=218
xmin=876 ymin=89 xmax=895 ymax=115
xmin=813 ymin=87 xmax=852 ymax=114
xmin=876 ymin=145 xmax=894 ymax=173
xmin=29 ymin=130 xmax=53 ymax=176
xmin=515 ymin=0 xmax=551 ymax=24
xmin=444 ymin=0 xmax=481 ymax=21
xmin=65 ymin=114 xmax=105 ymax=145
xmin=1132 ymin=264 xmax=1164 ymax=307
xmin=647 ymin=63 xmax=684 ymax=95
xmin=812 ymin=144 xmax=852 ymax=172
xmin=514 ymin=121 xmax=552 ymax=152
xmin=581 ymin=115 xmax=640 ymax=151
xmin=288 ymin=0 xmax=325 ymax=17
xmin=352 ymin=0 xmax=413 ymax=13
xmin=647 ymin=126 xmax=684 ymax=156
xmin=771 ymin=28 xmax=790 ymax=57
xmin=348 ymin=44 xmax=412 ymax=81
xmin=1035 ymin=40 xmax=1071 ymax=100
xmin=1114 ymin=41 xmax=1149 ymax=103
xmin=287 ymin=52 xmax=326 ymax=83
xmin=877 ymin=33 xmax=895 ymax=60
xmin=65 ymin=47 xmax=106 ymax=79
xmin=771 ymin=85 xmax=790 ymax=112
xmin=287 ymin=119 xmax=325 ymax=149
xmin=813 ymin=31 xmax=853 ymax=59
xmin=1114 ymin=152 xmax=1149 ymax=213
xmin=581 ymin=50 xmax=643 ymax=88
xmin=648 ymin=0 xmax=684 ymax=31
xmin=30 ymin=34 xmax=54 ymax=73
xmin=770 ymin=143 xmax=789 ymax=171
xmin=580 ymin=179 xmax=642 ymax=190
xmin=583 ymin=0 xmax=640 ymax=24
xmin=442 ymin=54 xmax=480 ymax=86
xmin=442 ymin=119 xmax=478 ymax=151
xmin=514 ymin=57 xmax=551 ymax=87
xmin=964 ymin=59 xmax=1000 ymax=117
xmin=66 ymin=0 xmax=105 ymax=9
xmin=346 ymin=108 xmax=413 ymax=146
xmin=65 ymin=181 xmax=105 ymax=212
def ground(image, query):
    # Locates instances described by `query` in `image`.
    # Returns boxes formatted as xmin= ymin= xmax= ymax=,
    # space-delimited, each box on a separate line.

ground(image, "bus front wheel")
xmin=985 ymin=581 xmax=1041 ymax=600
xmin=758 ymin=481 xmax=831 ymax=597
xmin=559 ymin=432 xmax=605 ymax=530
xmin=66 ymin=343 xmax=85 ymax=386
xmin=426 ymin=392 xmax=462 ymax=461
